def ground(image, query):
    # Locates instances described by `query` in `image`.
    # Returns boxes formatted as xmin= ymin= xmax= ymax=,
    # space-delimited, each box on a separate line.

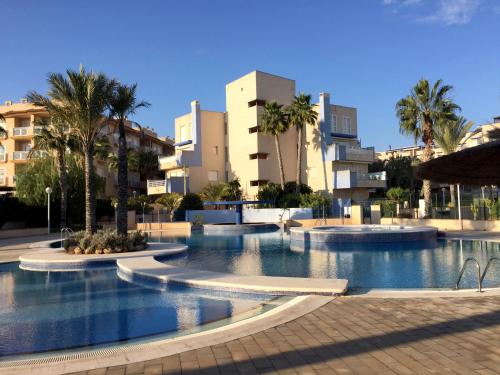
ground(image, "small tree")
xmin=156 ymin=193 xmax=182 ymax=222
xmin=201 ymin=183 xmax=228 ymax=208
xmin=387 ymin=187 xmax=410 ymax=216
xmin=224 ymin=178 xmax=243 ymax=201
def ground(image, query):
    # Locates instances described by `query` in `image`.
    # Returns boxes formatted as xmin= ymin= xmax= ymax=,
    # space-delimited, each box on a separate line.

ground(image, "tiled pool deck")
xmin=68 ymin=295 xmax=500 ymax=375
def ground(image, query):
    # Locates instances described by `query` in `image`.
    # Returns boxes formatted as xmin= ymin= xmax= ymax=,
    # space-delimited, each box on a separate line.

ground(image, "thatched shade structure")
xmin=416 ymin=140 xmax=500 ymax=185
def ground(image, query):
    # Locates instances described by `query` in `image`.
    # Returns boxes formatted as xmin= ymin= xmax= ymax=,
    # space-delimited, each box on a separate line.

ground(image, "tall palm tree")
xmin=260 ymin=102 xmax=289 ymax=189
xmin=288 ymin=94 xmax=318 ymax=193
xmin=42 ymin=66 xmax=114 ymax=233
xmin=396 ymin=79 xmax=459 ymax=217
xmin=434 ymin=116 xmax=474 ymax=207
xmin=24 ymin=94 xmax=76 ymax=229
xmin=108 ymin=83 xmax=149 ymax=235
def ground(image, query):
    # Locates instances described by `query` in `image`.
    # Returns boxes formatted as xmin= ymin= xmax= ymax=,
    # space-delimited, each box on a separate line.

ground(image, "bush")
xmin=257 ymin=183 xmax=283 ymax=206
xmin=64 ymin=230 xmax=148 ymax=255
xmin=179 ymin=193 xmax=204 ymax=211
xmin=278 ymin=193 xmax=302 ymax=208
xmin=299 ymin=193 xmax=332 ymax=217
xmin=284 ymin=182 xmax=312 ymax=195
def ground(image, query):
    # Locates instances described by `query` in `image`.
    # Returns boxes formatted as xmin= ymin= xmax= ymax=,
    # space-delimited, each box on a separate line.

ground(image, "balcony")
xmin=159 ymin=154 xmax=182 ymax=170
xmin=0 ymin=176 xmax=6 ymax=186
xmin=12 ymin=151 xmax=29 ymax=161
xmin=334 ymin=170 xmax=386 ymax=189
xmin=326 ymin=144 xmax=374 ymax=163
xmin=0 ymin=153 xmax=6 ymax=162
xmin=11 ymin=126 xmax=42 ymax=138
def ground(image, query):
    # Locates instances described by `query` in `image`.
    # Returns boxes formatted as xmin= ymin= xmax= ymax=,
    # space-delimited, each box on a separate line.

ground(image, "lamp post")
xmin=141 ymin=201 xmax=147 ymax=224
xmin=45 ymin=187 xmax=52 ymax=234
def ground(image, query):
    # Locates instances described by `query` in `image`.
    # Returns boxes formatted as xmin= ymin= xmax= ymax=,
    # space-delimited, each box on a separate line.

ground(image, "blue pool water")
xmin=152 ymin=231 xmax=500 ymax=289
xmin=0 ymin=263 xmax=278 ymax=358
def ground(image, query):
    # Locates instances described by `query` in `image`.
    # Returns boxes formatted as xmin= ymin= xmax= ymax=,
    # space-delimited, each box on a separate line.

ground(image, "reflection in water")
xmin=154 ymin=231 xmax=500 ymax=289
xmin=0 ymin=265 xmax=273 ymax=357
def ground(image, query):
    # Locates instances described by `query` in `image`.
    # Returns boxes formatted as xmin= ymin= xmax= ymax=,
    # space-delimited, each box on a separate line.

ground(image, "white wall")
xmin=243 ymin=208 xmax=313 ymax=223
xmin=186 ymin=210 xmax=237 ymax=224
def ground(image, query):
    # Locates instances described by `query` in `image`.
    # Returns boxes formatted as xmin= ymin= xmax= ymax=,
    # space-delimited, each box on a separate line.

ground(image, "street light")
xmin=45 ymin=187 xmax=52 ymax=234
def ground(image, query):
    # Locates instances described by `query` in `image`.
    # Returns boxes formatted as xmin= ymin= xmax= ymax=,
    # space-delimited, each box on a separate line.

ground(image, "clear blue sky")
xmin=1 ymin=0 xmax=499 ymax=150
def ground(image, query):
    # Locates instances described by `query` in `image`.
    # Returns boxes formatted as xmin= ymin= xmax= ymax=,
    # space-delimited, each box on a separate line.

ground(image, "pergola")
xmin=416 ymin=140 xmax=500 ymax=228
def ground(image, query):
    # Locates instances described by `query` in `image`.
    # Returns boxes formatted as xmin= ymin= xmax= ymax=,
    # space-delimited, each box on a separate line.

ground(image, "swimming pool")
xmin=151 ymin=231 xmax=500 ymax=289
xmin=0 ymin=262 xmax=281 ymax=358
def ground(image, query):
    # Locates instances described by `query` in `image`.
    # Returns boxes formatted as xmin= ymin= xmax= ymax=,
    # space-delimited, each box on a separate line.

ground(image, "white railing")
xmin=13 ymin=151 xmax=29 ymax=160
xmin=0 ymin=154 xmax=6 ymax=162
xmin=0 ymin=176 xmax=5 ymax=185
xmin=147 ymin=179 xmax=167 ymax=195
xmin=12 ymin=127 xmax=30 ymax=136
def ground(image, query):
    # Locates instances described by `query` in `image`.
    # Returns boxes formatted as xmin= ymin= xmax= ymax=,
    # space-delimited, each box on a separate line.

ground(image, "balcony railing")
xmin=327 ymin=144 xmax=374 ymax=163
xmin=334 ymin=170 xmax=387 ymax=189
xmin=0 ymin=153 xmax=6 ymax=162
xmin=0 ymin=176 xmax=6 ymax=186
xmin=159 ymin=154 xmax=182 ymax=170
xmin=12 ymin=127 xmax=30 ymax=137
xmin=147 ymin=179 xmax=167 ymax=195
xmin=13 ymin=151 xmax=29 ymax=160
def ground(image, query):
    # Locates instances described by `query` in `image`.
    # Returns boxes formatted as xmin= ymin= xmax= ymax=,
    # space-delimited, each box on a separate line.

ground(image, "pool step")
xmin=117 ymin=257 xmax=348 ymax=296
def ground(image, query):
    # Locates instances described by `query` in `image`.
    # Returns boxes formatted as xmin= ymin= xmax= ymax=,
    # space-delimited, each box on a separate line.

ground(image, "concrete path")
xmin=0 ymin=234 xmax=59 ymax=263
xmin=118 ymin=257 xmax=349 ymax=296
xmin=76 ymin=295 xmax=500 ymax=375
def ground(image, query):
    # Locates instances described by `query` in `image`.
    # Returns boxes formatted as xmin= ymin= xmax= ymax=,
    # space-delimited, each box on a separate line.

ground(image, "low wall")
xmin=381 ymin=217 xmax=500 ymax=231
xmin=243 ymin=208 xmax=312 ymax=223
xmin=185 ymin=210 xmax=238 ymax=224
xmin=287 ymin=218 xmax=353 ymax=227
xmin=0 ymin=227 xmax=47 ymax=239
xmin=137 ymin=222 xmax=191 ymax=233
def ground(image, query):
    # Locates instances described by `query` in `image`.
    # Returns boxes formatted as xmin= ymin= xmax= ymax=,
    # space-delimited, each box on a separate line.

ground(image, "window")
xmin=213 ymin=146 xmax=218 ymax=155
xmin=343 ymin=116 xmax=351 ymax=134
xmin=249 ymin=153 xmax=268 ymax=160
xmin=250 ymin=179 xmax=268 ymax=187
xmin=224 ymin=146 xmax=228 ymax=162
xmin=208 ymin=170 xmax=219 ymax=182
xmin=248 ymin=126 xmax=260 ymax=134
xmin=0 ymin=145 xmax=4 ymax=154
xmin=331 ymin=114 xmax=337 ymax=132
xmin=248 ymin=99 xmax=266 ymax=108
xmin=179 ymin=125 xmax=187 ymax=141
xmin=20 ymin=118 xmax=30 ymax=127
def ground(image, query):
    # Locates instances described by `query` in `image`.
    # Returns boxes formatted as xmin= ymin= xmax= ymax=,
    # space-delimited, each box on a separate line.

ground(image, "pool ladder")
xmin=455 ymin=257 xmax=500 ymax=292
xmin=60 ymin=227 xmax=74 ymax=248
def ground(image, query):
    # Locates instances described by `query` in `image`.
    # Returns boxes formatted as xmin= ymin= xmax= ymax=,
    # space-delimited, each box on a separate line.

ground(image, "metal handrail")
xmin=60 ymin=227 xmax=74 ymax=248
xmin=455 ymin=257 xmax=482 ymax=292
xmin=480 ymin=257 xmax=500 ymax=284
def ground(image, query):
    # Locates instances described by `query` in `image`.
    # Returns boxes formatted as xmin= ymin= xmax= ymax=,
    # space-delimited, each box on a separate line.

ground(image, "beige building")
xmin=0 ymin=100 xmax=174 ymax=196
xmin=376 ymin=117 xmax=500 ymax=162
xmin=153 ymin=71 xmax=383 ymax=212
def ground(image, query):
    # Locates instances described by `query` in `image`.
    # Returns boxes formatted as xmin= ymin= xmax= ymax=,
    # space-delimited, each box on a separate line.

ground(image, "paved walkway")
xmin=0 ymin=234 xmax=59 ymax=263
xmin=72 ymin=295 xmax=500 ymax=375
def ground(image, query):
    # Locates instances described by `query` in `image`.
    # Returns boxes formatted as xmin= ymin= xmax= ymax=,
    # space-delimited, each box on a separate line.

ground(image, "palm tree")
xmin=156 ymin=193 xmax=182 ymax=222
xmin=434 ymin=116 xmax=474 ymax=208
xmin=260 ymin=102 xmax=289 ymax=189
xmin=138 ymin=149 xmax=160 ymax=180
xmin=108 ymin=148 xmax=139 ymax=172
xmin=201 ymin=183 xmax=228 ymax=207
xmin=288 ymin=94 xmax=318 ymax=193
xmin=396 ymin=79 xmax=459 ymax=217
xmin=27 ymin=92 xmax=80 ymax=229
xmin=42 ymin=66 xmax=114 ymax=233
xmin=108 ymin=83 xmax=150 ymax=235
xmin=0 ymin=114 xmax=6 ymax=137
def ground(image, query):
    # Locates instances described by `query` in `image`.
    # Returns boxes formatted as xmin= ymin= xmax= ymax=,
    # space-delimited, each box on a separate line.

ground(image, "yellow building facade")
xmin=0 ymin=100 xmax=174 ymax=196
xmin=156 ymin=71 xmax=383 ymax=210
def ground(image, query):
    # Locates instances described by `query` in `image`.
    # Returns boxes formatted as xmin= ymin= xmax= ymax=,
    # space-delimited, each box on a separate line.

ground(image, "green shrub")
xmin=64 ymin=230 xmax=148 ymax=255
xmin=179 ymin=193 xmax=204 ymax=211
xmin=278 ymin=193 xmax=302 ymax=208
xmin=283 ymin=182 xmax=312 ymax=195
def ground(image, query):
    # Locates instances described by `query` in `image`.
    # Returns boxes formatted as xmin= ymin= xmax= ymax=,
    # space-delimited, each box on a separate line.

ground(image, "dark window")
xmin=249 ymin=153 xmax=268 ymax=160
xmin=248 ymin=126 xmax=260 ymax=134
xmin=250 ymin=180 xmax=269 ymax=187
xmin=224 ymin=146 xmax=228 ymax=162
xmin=248 ymin=99 xmax=266 ymax=108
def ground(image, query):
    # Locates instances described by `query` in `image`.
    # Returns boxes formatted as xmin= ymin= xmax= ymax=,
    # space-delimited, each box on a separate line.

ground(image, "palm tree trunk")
xmin=57 ymin=151 xmax=68 ymax=229
xmin=449 ymin=184 xmax=456 ymax=209
xmin=422 ymin=122 xmax=433 ymax=218
xmin=295 ymin=125 xmax=302 ymax=193
xmin=84 ymin=147 xmax=97 ymax=234
xmin=116 ymin=119 xmax=129 ymax=235
xmin=274 ymin=134 xmax=285 ymax=189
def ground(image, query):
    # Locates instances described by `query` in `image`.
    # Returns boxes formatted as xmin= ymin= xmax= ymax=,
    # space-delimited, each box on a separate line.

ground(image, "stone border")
xmin=19 ymin=242 xmax=188 ymax=271
xmin=203 ymin=223 xmax=280 ymax=234
xmin=0 ymin=295 xmax=333 ymax=375
xmin=118 ymin=256 xmax=348 ymax=296
xmin=290 ymin=224 xmax=438 ymax=243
